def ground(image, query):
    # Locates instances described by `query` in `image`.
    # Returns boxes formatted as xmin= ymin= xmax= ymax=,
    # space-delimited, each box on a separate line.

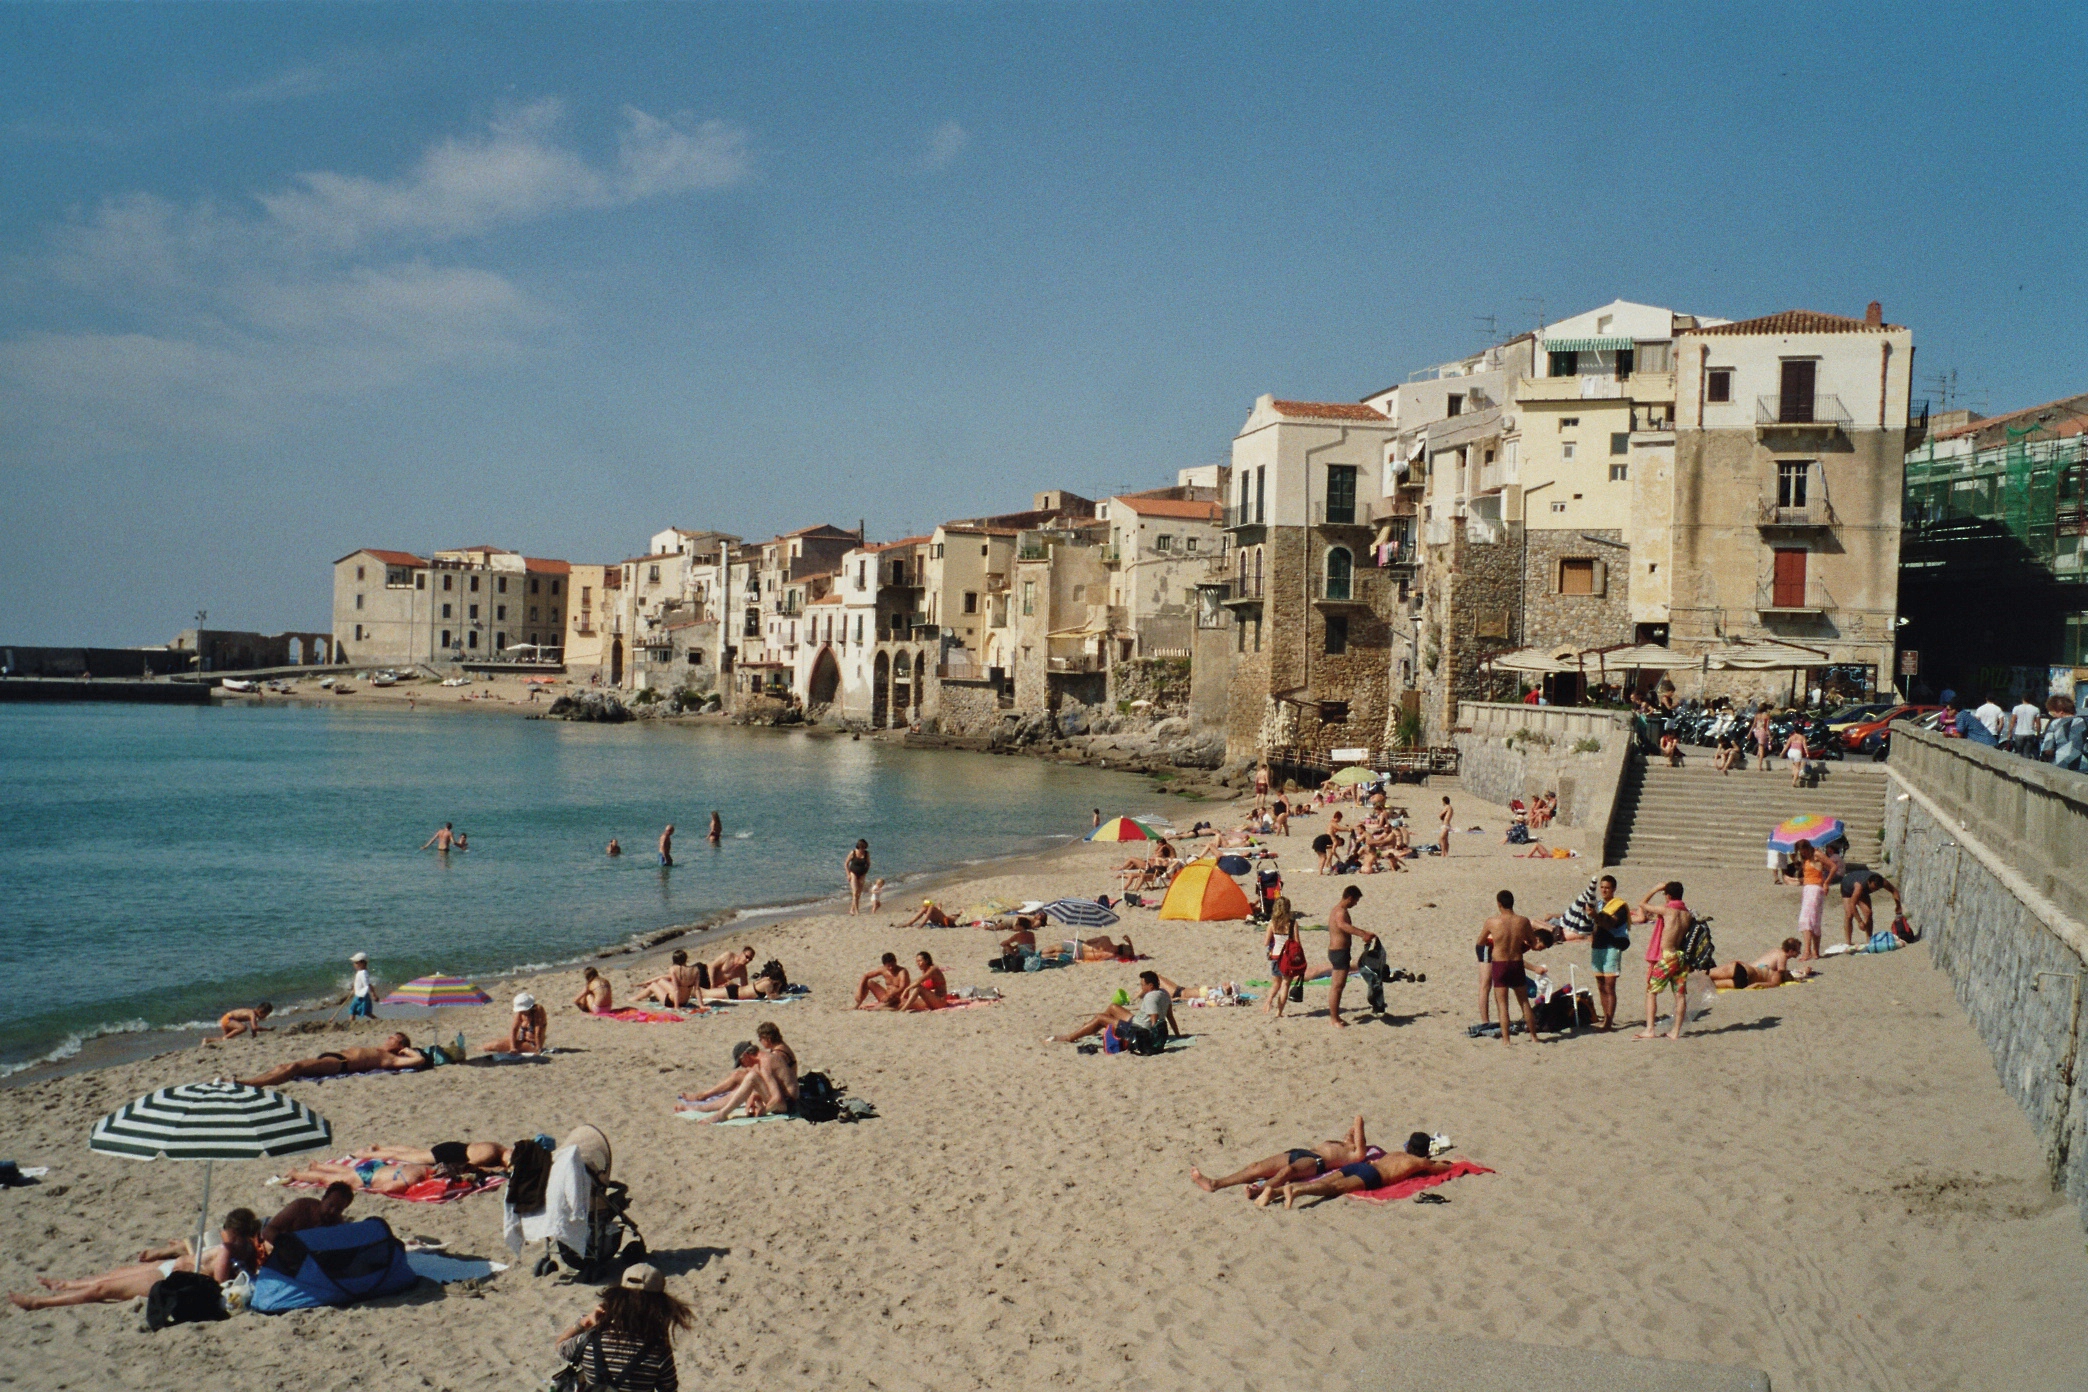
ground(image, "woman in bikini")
xmin=9 ymin=1210 xmax=262 ymax=1309
xmin=895 ymin=952 xmax=948 ymax=1011
xmin=1191 ymin=1116 xmax=1372 ymax=1195
xmin=1264 ymin=899 xmax=1306 ymax=1018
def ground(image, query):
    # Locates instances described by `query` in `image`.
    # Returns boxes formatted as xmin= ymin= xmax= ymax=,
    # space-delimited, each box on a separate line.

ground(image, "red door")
xmin=1772 ymin=549 xmax=1808 ymax=608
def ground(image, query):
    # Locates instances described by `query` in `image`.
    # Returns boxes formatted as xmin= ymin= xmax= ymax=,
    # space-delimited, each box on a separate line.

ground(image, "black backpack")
xmin=1117 ymin=1021 xmax=1166 ymax=1056
xmin=795 ymin=1072 xmax=843 ymax=1123
xmin=146 ymin=1271 xmax=226 ymax=1330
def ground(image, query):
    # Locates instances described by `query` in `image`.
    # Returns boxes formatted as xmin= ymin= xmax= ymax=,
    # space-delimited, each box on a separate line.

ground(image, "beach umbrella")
xmin=90 ymin=1079 xmax=332 ymax=1270
xmin=1215 ymin=854 xmax=1253 ymax=876
xmin=1157 ymin=859 xmax=1254 ymax=922
xmin=1086 ymin=817 xmax=1160 ymax=843
xmin=381 ymin=975 xmax=493 ymax=1008
xmin=1038 ymin=898 xmax=1120 ymax=928
xmin=1767 ymin=814 xmax=1847 ymax=853
xmin=1328 ymin=766 xmax=1376 ymax=786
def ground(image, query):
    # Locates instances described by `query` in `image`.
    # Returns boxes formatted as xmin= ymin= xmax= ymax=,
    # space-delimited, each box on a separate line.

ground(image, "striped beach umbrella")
xmin=90 ymin=1080 xmax=332 ymax=1262
xmin=1086 ymin=817 xmax=1160 ymax=843
xmin=1038 ymin=898 xmax=1120 ymax=928
xmin=1767 ymin=814 xmax=1846 ymax=853
xmin=382 ymin=975 xmax=493 ymax=1008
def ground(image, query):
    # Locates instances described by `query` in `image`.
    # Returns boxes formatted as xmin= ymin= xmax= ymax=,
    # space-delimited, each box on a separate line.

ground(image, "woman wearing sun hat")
xmin=553 ymin=1262 xmax=694 ymax=1390
xmin=482 ymin=992 xmax=548 ymax=1056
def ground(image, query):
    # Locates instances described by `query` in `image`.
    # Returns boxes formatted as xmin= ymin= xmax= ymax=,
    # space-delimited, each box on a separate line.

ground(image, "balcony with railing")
xmin=1755 ymin=576 xmax=1836 ymax=616
xmin=1312 ymin=499 xmax=1377 ymax=528
xmin=1223 ymin=504 xmax=1267 ymax=534
xmin=1756 ymin=394 xmax=1852 ymax=428
xmin=1755 ymin=471 xmax=1838 ymax=529
xmin=1631 ymin=404 xmax=1675 ymax=434
xmin=984 ymin=573 xmax=1010 ymax=592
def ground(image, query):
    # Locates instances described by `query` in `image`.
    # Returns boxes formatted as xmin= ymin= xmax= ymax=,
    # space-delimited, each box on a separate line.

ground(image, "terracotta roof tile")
xmin=524 ymin=557 xmax=571 ymax=575
xmin=1270 ymin=399 xmax=1389 ymax=422
xmin=1687 ymin=310 xmax=1902 ymax=336
xmin=1113 ymin=497 xmax=1223 ymax=521
xmin=341 ymin=548 xmax=427 ymax=568
xmin=862 ymin=535 xmax=932 ymax=552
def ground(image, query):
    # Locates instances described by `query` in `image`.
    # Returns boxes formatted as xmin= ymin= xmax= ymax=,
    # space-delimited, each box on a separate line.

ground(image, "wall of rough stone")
xmin=1110 ymin=656 xmax=1191 ymax=714
xmin=1422 ymin=528 xmax=1524 ymax=742
xmin=1452 ymin=702 xmax=1633 ymax=845
xmin=1885 ymin=728 xmax=2088 ymax=1225
xmin=930 ymin=678 xmax=1004 ymax=738
xmin=1522 ymin=529 xmax=1633 ymax=653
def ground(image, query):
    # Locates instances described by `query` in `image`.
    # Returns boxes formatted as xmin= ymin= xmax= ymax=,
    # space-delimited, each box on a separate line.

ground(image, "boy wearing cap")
xmin=483 ymin=993 xmax=548 ymax=1056
xmin=349 ymin=953 xmax=374 ymax=1020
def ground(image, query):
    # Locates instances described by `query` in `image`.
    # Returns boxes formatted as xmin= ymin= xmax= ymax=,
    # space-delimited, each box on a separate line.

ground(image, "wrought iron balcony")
xmin=1756 ymin=394 xmax=1852 ymax=427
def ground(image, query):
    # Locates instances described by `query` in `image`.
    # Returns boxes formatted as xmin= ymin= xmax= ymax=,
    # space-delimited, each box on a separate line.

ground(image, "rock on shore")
xmin=546 ymin=690 xmax=632 ymax=722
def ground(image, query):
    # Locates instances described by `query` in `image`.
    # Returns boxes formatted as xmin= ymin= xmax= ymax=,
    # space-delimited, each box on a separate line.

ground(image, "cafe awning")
xmin=1542 ymin=336 xmax=1635 ymax=353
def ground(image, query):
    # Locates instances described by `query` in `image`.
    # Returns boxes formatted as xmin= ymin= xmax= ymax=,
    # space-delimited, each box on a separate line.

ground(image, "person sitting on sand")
xmin=898 ymin=899 xmax=957 ymax=927
xmin=217 ymin=1002 xmax=273 ymax=1039
xmin=709 ymin=946 xmax=757 ymax=990
xmin=1258 ymin=1132 xmax=1452 ymax=1209
xmin=573 ymin=968 xmax=614 ymax=1014
xmin=260 ymin=1183 xmax=354 ymax=1248
xmin=680 ymin=1040 xmax=761 ymax=1111
xmin=1708 ymin=938 xmax=1813 ymax=989
xmin=895 ymin=952 xmax=948 ymax=1011
xmin=854 ymin=952 xmax=911 ymax=1009
xmin=683 ymin=1023 xmax=798 ymax=1123
xmin=484 ymin=993 xmax=548 ymax=1055
xmin=237 ymin=1033 xmax=427 ymax=1086
xmin=1046 ymin=970 xmax=1176 ymax=1044
xmin=1192 ymin=1116 xmax=1374 ymax=1196
xmin=633 ymin=950 xmax=709 ymax=1008
xmin=698 ymin=959 xmax=788 ymax=1002
xmin=8 ymin=1209 xmax=262 ymax=1309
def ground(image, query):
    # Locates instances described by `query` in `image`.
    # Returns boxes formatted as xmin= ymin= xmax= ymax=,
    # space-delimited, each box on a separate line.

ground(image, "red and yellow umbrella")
xmin=1087 ymin=816 xmax=1161 ymax=843
xmin=1158 ymin=859 xmax=1254 ymax=921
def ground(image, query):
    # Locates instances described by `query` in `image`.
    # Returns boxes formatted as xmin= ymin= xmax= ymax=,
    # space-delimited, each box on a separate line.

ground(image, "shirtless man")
xmin=9 ymin=1209 xmax=262 ymax=1309
xmin=1482 ymin=889 xmax=1542 ymax=1047
xmin=606 ymin=838 xmax=621 ymax=857
xmin=1437 ymin=796 xmax=1454 ymax=856
xmin=896 ymin=952 xmax=948 ymax=1011
xmin=483 ymin=993 xmax=548 ymax=1055
xmin=237 ymin=1033 xmax=426 ymax=1086
xmin=1842 ymin=872 xmax=1904 ymax=947
xmin=260 ymin=1182 xmax=354 ymax=1247
xmin=1325 ymin=885 xmax=1378 ymax=1029
xmin=1636 ymin=881 xmax=1696 ymax=1041
xmin=217 ymin=1002 xmax=273 ymax=1039
xmin=422 ymin=822 xmax=456 ymax=851
xmin=658 ymin=823 xmax=675 ymax=867
xmin=633 ymin=949 xmax=707 ymax=1007
xmin=1191 ymin=1115 xmax=1372 ymax=1196
xmin=572 ymin=967 xmax=613 ymax=1014
xmin=897 ymin=899 xmax=957 ymax=928
xmin=1709 ymin=938 xmax=1812 ymax=989
xmin=1259 ymin=1132 xmax=1453 ymax=1209
xmin=683 ymin=1023 xmax=798 ymax=1122
xmin=854 ymin=952 xmax=911 ymax=1009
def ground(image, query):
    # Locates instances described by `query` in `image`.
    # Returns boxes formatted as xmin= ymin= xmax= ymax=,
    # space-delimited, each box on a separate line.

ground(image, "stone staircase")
xmin=1606 ymin=756 xmax=1891 ymax=870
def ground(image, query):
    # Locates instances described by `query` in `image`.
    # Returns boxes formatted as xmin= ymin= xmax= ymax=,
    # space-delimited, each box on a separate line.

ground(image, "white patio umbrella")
xmin=1480 ymin=646 xmax=1577 ymax=674
xmin=90 ymin=1079 xmax=332 ymax=1265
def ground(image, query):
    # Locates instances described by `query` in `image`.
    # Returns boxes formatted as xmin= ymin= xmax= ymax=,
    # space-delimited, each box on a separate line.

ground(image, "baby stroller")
xmin=1254 ymin=869 xmax=1283 ymax=922
xmin=504 ymin=1124 xmax=647 ymax=1284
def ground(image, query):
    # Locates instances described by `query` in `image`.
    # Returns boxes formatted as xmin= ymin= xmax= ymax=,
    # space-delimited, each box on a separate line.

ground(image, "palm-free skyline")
xmin=4 ymin=2 xmax=2082 ymax=644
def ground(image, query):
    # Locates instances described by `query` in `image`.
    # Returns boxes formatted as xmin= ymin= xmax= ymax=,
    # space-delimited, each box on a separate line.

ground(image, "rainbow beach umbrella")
xmin=1087 ymin=816 xmax=1161 ymax=842
xmin=1157 ymin=859 xmax=1254 ymax=921
xmin=381 ymin=975 xmax=494 ymax=1008
xmin=1767 ymin=814 xmax=1846 ymax=853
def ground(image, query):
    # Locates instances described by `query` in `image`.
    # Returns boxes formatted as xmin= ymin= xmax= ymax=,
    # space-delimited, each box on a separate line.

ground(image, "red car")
xmin=1842 ymin=704 xmax=1942 ymax=754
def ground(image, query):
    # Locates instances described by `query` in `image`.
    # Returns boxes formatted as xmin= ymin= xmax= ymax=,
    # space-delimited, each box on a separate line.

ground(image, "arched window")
xmin=1325 ymin=546 xmax=1353 ymax=601
xmin=1253 ymin=547 xmax=1264 ymax=598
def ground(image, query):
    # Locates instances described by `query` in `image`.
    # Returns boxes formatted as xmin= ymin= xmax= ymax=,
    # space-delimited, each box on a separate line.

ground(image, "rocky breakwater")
xmin=546 ymin=690 xmax=633 ymax=723
xmin=987 ymin=698 xmax=1227 ymax=782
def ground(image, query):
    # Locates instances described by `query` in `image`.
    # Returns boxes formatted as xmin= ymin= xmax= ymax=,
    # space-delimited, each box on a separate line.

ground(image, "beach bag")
xmin=146 ymin=1271 xmax=227 ymax=1330
xmin=795 ymin=1072 xmax=843 ymax=1123
xmin=1679 ymin=919 xmax=1717 ymax=974
xmin=1275 ymin=937 xmax=1306 ymax=980
xmin=1117 ymin=1021 xmax=1165 ymax=1056
xmin=1505 ymin=823 xmax=1530 ymax=844
xmin=1288 ymin=978 xmax=1305 ymax=1003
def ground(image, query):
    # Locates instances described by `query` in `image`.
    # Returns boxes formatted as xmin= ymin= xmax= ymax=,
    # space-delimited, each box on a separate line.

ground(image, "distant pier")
xmin=0 ymin=679 xmax=211 ymax=705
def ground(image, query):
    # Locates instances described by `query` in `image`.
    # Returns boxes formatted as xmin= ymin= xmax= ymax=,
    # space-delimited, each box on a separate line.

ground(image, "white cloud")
xmin=922 ymin=121 xmax=969 ymax=172
xmin=0 ymin=102 xmax=748 ymax=454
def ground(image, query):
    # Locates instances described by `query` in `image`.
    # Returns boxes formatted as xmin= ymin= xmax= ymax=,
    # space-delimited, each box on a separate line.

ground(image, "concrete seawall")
xmin=0 ymin=679 xmax=211 ymax=705
xmin=1453 ymin=702 xmax=1633 ymax=854
xmin=1885 ymin=727 xmax=2088 ymax=1224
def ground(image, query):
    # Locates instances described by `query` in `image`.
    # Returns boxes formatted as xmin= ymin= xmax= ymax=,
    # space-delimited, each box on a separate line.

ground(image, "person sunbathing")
xmin=854 ymin=952 xmax=912 ymax=1009
xmin=483 ymin=993 xmax=548 ymax=1055
xmin=698 ymin=960 xmax=789 ymax=1002
xmin=217 ymin=1002 xmax=273 ymax=1039
xmin=633 ymin=949 xmax=709 ymax=1008
xmin=280 ymin=1156 xmax=452 ymax=1196
xmin=682 ymin=1024 xmax=798 ymax=1122
xmin=237 ymin=1033 xmax=426 ymax=1086
xmin=1062 ymin=934 xmax=1135 ymax=963
xmin=351 ymin=1140 xmax=531 ymax=1170
xmin=1256 ymin=1133 xmax=1451 ymax=1208
xmin=897 ymin=899 xmax=957 ymax=927
xmin=1212 ymin=828 xmax=1256 ymax=848
xmin=1192 ymin=1116 xmax=1373 ymax=1195
xmin=572 ymin=968 xmax=613 ymax=1014
xmin=895 ymin=952 xmax=948 ymax=1010
xmin=1708 ymin=938 xmax=1812 ymax=989
xmin=9 ymin=1209 xmax=262 ymax=1309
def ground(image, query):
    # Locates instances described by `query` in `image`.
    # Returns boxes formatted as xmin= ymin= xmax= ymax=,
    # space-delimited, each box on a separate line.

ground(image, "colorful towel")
xmin=599 ymin=1007 xmax=688 ymax=1023
xmin=282 ymin=1159 xmax=507 ymax=1204
xmin=1345 ymin=1160 xmax=1493 ymax=1204
xmin=674 ymin=1106 xmax=804 ymax=1126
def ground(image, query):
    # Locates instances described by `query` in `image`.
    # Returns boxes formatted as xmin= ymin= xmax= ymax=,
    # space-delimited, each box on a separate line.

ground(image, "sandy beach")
xmin=4 ymin=784 xmax=2085 ymax=1392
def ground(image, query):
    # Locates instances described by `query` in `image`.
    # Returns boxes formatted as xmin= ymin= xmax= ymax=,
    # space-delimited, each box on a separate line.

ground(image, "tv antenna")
xmin=1518 ymin=297 xmax=1547 ymax=334
xmin=1473 ymin=313 xmax=1499 ymax=342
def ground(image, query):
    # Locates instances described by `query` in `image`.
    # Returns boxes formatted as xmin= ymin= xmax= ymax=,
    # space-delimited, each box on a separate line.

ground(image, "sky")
xmin=2 ymin=2 xmax=2082 ymax=645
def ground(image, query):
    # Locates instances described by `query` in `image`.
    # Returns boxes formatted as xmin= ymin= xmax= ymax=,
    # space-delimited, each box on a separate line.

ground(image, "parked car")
xmin=1823 ymin=702 xmax=1897 ymax=736
xmin=1842 ymin=704 xmax=1940 ymax=753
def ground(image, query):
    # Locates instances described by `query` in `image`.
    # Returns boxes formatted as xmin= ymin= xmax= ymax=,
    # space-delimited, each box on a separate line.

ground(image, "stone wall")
xmin=1885 ymin=728 xmax=2088 ymax=1224
xmin=1421 ymin=527 xmax=1523 ymax=742
xmin=1452 ymin=702 xmax=1634 ymax=847
xmin=930 ymin=678 xmax=1004 ymax=738
xmin=1110 ymin=656 xmax=1191 ymax=714
xmin=1522 ymin=529 xmax=1633 ymax=653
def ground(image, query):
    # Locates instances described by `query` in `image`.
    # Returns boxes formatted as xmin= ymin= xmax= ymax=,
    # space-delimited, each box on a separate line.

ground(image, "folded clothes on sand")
xmin=1345 ymin=1160 xmax=1493 ymax=1204
xmin=405 ymin=1251 xmax=507 ymax=1284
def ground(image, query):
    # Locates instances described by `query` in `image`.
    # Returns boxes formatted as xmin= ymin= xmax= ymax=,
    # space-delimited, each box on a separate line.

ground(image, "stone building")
xmin=838 ymin=536 xmax=929 ymax=727
xmin=562 ymin=563 xmax=621 ymax=684
xmin=1222 ymin=396 xmax=1400 ymax=763
xmin=332 ymin=545 xmax=569 ymax=669
xmin=1098 ymin=482 xmax=1226 ymax=661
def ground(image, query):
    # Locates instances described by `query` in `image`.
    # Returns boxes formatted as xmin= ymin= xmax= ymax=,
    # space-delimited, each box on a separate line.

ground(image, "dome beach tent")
xmin=1087 ymin=817 xmax=1162 ymax=842
xmin=1158 ymin=859 xmax=1254 ymax=921
xmin=250 ymin=1217 xmax=417 ymax=1313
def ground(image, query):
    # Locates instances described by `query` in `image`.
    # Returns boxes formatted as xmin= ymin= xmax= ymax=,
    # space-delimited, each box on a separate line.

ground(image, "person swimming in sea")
xmin=607 ymin=837 xmax=622 ymax=857
xmin=708 ymin=811 xmax=722 ymax=845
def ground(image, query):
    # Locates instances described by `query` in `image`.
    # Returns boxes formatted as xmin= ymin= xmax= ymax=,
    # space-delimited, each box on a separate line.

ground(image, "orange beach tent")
xmin=1157 ymin=859 xmax=1254 ymax=921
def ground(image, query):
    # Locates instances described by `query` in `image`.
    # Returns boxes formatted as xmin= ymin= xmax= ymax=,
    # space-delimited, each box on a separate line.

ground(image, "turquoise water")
xmin=0 ymin=703 xmax=1150 ymax=1071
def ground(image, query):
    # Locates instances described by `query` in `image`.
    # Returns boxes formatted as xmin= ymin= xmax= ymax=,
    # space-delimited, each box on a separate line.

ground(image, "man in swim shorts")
xmin=1585 ymin=877 xmax=1630 ymax=1031
xmin=1325 ymin=885 xmax=1377 ymax=1029
xmin=1258 ymin=1132 xmax=1452 ymax=1208
xmin=1483 ymin=890 xmax=1542 ymax=1047
xmin=421 ymin=822 xmax=455 ymax=852
xmin=658 ymin=823 xmax=675 ymax=867
xmin=1709 ymin=938 xmax=1811 ymax=989
xmin=1190 ymin=1115 xmax=1373 ymax=1195
xmin=237 ymin=1034 xmax=425 ymax=1086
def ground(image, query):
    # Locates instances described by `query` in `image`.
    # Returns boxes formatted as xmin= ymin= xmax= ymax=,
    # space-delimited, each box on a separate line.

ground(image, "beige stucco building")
xmin=332 ymin=545 xmax=569 ymax=669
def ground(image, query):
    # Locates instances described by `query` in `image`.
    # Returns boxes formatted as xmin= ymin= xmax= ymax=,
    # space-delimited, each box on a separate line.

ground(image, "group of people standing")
xmin=1940 ymin=690 xmax=2084 ymax=768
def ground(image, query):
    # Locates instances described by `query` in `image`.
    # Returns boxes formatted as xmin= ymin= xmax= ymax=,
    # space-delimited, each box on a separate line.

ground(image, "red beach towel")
xmin=600 ymin=1007 xmax=688 ymax=1023
xmin=282 ymin=1160 xmax=507 ymax=1204
xmin=1344 ymin=1160 xmax=1493 ymax=1204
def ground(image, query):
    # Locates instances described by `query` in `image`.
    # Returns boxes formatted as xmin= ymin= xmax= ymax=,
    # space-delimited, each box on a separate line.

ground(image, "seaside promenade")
xmin=3 ymin=784 xmax=2084 ymax=1392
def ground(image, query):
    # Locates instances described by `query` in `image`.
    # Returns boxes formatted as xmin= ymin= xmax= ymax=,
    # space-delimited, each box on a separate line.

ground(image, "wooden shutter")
xmin=1779 ymin=361 xmax=1816 ymax=423
xmin=1773 ymin=549 xmax=1807 ymax=607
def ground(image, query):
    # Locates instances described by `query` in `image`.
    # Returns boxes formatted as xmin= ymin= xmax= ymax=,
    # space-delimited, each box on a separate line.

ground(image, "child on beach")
xmin=217 ymin=1003 xmax=273 ymax=1039
xmin=349 ymin=952 xmax=374 ymax=1020
xmin=870 ymin=878 xmax=885 ymax=912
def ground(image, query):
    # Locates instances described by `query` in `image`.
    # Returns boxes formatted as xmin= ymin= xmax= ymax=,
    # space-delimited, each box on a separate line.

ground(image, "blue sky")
xmin=3 ymin=2 xmax=2082 ymax=645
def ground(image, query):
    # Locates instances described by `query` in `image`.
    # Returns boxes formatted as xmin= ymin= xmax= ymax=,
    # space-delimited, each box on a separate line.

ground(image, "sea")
xmin=0 ymin=701 xmax=1155 ymax=1076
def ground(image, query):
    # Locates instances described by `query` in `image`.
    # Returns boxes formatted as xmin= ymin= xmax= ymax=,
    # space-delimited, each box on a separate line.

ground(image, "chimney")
xmin=1865 ymin=301 xmax=1883 ymax=326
